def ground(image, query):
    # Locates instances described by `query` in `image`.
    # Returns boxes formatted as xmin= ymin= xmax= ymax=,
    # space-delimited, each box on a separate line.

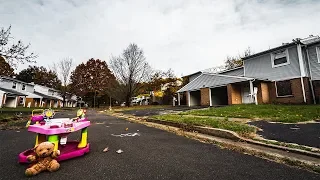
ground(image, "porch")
xmin=176 ymin=73 xmax=270 ymax=107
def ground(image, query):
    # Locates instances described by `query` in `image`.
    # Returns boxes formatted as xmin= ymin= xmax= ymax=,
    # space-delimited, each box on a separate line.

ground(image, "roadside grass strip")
xmin=152 ymin=114 xmax=256 ymax=136
xmin=180 ymin=104 xmax=320 ymax=123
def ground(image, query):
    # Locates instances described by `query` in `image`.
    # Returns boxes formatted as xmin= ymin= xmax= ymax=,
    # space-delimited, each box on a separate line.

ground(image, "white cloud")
xmin=0 ymin=0 xmax=319 ymax=76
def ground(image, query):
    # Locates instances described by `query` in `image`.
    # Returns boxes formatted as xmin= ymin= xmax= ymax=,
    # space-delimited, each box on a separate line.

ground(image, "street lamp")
xmin=109 ymin=96 xmax=112 ymax=111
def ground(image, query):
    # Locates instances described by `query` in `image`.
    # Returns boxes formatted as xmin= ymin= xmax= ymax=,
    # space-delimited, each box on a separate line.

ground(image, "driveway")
xmin=0 ymin=110 xmax=319 ymax=180
xmin=120 ymin=106 xmax=206 ymax=117
xmin=249 ymin=120 xmax=320 ymax=148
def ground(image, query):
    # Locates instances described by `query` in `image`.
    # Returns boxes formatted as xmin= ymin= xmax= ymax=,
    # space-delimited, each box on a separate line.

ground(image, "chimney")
xmin=30 ymin=82 xmax=35 ymax=85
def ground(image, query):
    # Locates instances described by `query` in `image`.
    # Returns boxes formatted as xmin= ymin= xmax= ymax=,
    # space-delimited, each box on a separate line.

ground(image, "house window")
xmin=271 ymin=49 xmax=290 ymax=68
xmin=19 ymin=97 xmax=24 ymax=105
xmin=275 ymin=80 xmax=293 ymax=97
xmin=22 ymin=85 xmax=26 ymax=90
xmin=316 ymin=46 xmax=320 ymax=63
xmin=12 ymin=82 xmax=16 ymax=89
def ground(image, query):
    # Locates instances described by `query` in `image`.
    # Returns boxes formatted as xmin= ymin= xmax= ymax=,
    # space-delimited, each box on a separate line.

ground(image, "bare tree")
xmin=224 ymin=47 xmax=253 ymax=70
xmin=110 ymin=43 xmax=152 ymax=107
xmin=0 ymin=25 xmax=37 ymax=67
xmin=56 ymin=58 xmax=73 ymax=107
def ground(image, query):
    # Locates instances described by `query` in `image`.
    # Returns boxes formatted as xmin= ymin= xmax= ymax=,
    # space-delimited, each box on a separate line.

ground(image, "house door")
xmin=241 ymin=84 xmax=251 ymax=104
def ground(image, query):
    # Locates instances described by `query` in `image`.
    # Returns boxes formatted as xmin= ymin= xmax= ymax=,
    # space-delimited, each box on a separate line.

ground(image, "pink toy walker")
xmin=18 ymin=109 xmax=90 ymax=163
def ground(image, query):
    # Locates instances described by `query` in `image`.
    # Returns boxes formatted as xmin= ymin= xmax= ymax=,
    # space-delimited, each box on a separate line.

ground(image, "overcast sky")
xmin=1 ymin=0 xmax=320 ymax=77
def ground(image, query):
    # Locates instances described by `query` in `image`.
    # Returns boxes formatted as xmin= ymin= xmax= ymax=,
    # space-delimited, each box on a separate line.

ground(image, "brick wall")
xmin=313 ymin=80 xmax=320 ymax=104
xmin=303 ymin=78 xmax=313 ymax=104
xmin=200 ymin=88 xmax=210 ymax=106
xmin=269 ymin=77 xmax=312 ymax=104
xmin=227 ymin=84 xmax=242 ymax=105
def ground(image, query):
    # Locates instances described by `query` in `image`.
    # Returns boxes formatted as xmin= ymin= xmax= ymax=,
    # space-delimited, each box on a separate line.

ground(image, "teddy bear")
xmin=25 ymin=141 xmax=60 ymax=176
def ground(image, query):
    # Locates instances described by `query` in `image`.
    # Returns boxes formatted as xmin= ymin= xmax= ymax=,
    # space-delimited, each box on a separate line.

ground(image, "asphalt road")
xmin=249 ymin=120 xmax=320 ymax=148
xmin=0 ymin=110 xmax=319 ymax=180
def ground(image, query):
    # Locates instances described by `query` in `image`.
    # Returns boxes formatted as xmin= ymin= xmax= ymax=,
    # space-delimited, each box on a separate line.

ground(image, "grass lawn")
xmin=112 ymin=105 xmax=170 ymax=112
xmin=152 ymin=114 xmax=256 ymax=136
xmin=180 ymin=104 xmax=320 ymax=123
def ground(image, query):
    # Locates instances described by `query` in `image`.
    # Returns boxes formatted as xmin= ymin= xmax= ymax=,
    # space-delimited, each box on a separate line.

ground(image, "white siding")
xmin=307 ymin=43 xmax=320 ymax=80
xmin=244 ymin=46 xmax=301 ymax=81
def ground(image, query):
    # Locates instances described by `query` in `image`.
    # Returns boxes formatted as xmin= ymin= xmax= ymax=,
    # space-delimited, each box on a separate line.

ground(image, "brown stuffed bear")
xmin=25 ymin=142 xmax=60 ymax=176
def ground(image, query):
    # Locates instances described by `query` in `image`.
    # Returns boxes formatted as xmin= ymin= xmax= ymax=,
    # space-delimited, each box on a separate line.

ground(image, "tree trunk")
xmin=63 ymin=95 xmax=66 ymax=107
xmin=93 ymin=91 xmax=96 ymax=108
xmin=125 ymin=93 xmax=131 ymax=107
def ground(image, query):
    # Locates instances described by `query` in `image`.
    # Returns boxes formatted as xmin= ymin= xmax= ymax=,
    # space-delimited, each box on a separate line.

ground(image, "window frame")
xmin=316 ymin=46 xmax=320 ymax=63
xmin=12 ymin=82 xmax=17 ymax=89
xmin=22 ymin=84 xmax=26 ymax=91
xmin=19 ymin=97 xmax=24 ymax=105
xmin=275 ymin=80 xmax=293 ymax=97
xmin=271 ymin=49 xmax=290 ymax=68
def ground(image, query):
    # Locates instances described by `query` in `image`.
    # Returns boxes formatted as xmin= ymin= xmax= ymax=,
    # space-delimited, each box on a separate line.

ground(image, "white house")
xmin=0 ymin=76 xmax=41 ymax=108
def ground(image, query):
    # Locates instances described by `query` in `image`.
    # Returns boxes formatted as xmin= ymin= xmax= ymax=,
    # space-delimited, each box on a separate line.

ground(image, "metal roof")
xmin=177 ymin=73 xmax=253 ymax=93
xmin=33 ymin=91 xmax=59 ymax=100
xmin=0 ymin=87 xmax=27 ymax=96
xmin=0 ymin=76 xmax=34 ymax=85
xmin=242 ymin=42 xmax=297 ymax=61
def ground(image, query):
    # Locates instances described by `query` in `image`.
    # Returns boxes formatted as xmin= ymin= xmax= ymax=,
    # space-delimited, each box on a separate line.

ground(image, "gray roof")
xmin=0 ymin=87 xmax=27 ymax=96
xmin=33 ymin=91 xmax=58 ymax=100
xmin=177 ymin=73 xmax=253 ymax=93
xmin=242 ymin=42 xmax=297 ymax=61
xmin=301 ymin=36 xmax=320 ymax=45
xmin=0 ymin=76 xmax=33 ymax=85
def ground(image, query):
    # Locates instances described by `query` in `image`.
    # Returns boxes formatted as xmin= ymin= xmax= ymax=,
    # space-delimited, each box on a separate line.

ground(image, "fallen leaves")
xmin=103 ymin=147 xmax=109 ymax=152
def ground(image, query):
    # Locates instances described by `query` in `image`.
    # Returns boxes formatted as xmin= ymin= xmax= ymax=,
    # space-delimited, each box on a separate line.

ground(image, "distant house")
xmin=0 ymin=75 xmax=80 ymax=108
xmin=0 ymin=76 xmax=42 ymax=108
xmin=33 ymin=84 xmax=64 ymax=108
xmin=177 ymin=35 xmax=320 ymax=106
xmin=65 ymin=95 xmax=77 ymax=107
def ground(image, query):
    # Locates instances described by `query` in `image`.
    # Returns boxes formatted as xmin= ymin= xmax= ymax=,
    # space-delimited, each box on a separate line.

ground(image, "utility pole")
xmin=93 ymin=91 xmax=96 ymax=109
xmin=109 ymin=96 xmax=112 ymax=110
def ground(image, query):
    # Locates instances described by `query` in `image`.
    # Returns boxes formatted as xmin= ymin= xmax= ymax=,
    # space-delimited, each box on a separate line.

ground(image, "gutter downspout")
xmin=305 ymin=46 xmax=316 ymax=104
xmin=297 ymin=43 xmax=307 ymax=103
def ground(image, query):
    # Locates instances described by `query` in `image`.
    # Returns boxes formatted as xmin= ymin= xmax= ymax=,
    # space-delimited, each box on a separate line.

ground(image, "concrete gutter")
xmin=106 ymin=111 xmax=320 ymax=173
xmin=146 ymin=118 xmax=320 ymax=159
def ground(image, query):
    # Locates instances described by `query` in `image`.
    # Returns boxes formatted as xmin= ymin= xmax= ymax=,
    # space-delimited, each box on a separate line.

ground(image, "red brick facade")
xmin=313 ymin=80 xmax=320 ymax=104
xmin=268 ymin=77 xmax=312 ymax=104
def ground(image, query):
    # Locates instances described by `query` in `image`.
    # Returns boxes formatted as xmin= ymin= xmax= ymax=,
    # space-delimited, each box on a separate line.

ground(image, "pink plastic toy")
xmin=19 ymin=109 xmax=90 ymax=163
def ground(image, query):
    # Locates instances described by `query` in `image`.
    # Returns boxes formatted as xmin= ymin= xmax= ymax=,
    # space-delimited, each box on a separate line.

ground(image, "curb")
xmin=145 ymin=118 xmax=320 ymax=159
xmin=108 ymin=112 xmax=320 ymax=159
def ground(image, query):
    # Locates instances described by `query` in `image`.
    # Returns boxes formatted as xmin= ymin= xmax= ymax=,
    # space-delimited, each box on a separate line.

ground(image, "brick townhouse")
xmin=176 ymin=35 xmax=320 ymax=106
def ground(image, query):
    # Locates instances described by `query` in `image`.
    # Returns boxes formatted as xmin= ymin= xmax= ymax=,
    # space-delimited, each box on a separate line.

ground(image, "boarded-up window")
xmin=276 ymin=80 xmax=292 ymax=97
